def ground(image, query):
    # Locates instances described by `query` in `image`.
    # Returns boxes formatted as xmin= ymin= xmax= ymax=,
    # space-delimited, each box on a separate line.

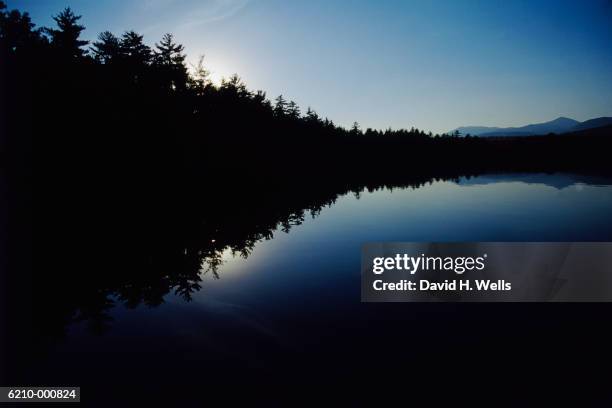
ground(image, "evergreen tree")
xmin=120 ymin=30 xmax=151 ymax=66
xmin=221 ymin=74 xmax=249 ymax=98
xmin=274 ymin=95 xmax=287 ymax=117
xmin=91 ymin=31 xmax=120 ymax=64
xmin=154 ymin=33 xmax=188 ymax=91
xmin=287 ymin=101 xmax=301 ymax=119
xmin=188 ymin=54 xmax=210 ymax=93
xmin=305 ymin=107 xmax=320 ymax=124
xmin=154 ymin=33 xmax=185 ymax=66
xmin=0 ymin=2 xmax=42 ymax=55
xmin=44 ymin=7 xmax=87 ymax=58
xmin=253 ymin=90 xmax=272 ymax=112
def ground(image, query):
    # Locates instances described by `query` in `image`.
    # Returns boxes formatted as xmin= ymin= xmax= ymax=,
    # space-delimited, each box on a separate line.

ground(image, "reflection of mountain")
xmin=453 ymin=116 xmax=612 ymax=137
xmin=457 ymin=173 xmax=612 ymax=190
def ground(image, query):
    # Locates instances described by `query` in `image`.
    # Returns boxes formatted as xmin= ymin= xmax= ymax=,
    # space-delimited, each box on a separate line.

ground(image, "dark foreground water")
xmin=16 ymin=174 xmax=612 ymax=404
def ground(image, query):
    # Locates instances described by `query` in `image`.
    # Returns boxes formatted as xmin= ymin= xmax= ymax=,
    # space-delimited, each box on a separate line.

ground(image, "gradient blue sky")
xmin=12 ymin=0 xmax=612 ymax=133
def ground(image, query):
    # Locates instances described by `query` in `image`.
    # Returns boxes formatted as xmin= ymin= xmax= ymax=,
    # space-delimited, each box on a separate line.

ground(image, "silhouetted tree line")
xmin=4 ymin=4 xmax=612 ymax=185
xmin=2 ymin=4 xmax=612 ymax=340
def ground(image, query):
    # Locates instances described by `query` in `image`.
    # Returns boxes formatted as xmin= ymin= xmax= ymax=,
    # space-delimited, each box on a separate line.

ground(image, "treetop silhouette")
xmin=44 ymin=7 xmax=87 ymax=58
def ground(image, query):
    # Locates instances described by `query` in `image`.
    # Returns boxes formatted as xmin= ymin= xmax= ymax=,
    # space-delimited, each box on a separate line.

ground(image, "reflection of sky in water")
xmin=196 ymin=176 xmax=612 ymax=304
xmin=61 ymin=174 xmax=612 ymax=354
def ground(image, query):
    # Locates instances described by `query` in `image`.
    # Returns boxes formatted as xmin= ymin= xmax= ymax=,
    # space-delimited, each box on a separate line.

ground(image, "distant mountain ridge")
xmin=452 ymin=116 xmax=612 ymax=137
xmin=571 ymin=117 xmax=612 ymax=132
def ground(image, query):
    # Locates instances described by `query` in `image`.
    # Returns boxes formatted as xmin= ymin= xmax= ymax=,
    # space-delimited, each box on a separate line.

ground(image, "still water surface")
xmin=36 ymin=173 xmax=612 ymax=401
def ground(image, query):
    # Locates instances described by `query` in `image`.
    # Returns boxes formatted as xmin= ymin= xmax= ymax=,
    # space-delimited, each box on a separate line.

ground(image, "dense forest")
xmin=2 ymin=4 xmax=612 ymax=339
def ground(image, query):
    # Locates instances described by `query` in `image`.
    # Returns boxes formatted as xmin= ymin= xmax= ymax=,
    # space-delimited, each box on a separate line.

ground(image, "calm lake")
xmin=26 ymin=173 xmax=612 ymax=403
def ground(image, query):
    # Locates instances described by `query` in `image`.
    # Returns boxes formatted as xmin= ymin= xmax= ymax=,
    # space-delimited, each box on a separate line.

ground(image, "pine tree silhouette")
xmin=43 ymin=7 xmax=87 ymax=58
xmin=91 ymin=31 xmax=120 ymax=64
xmin=274 ymin=95 xmax=287 ymax=117
xmin=120 ymin=30 xmax=151 ymax=66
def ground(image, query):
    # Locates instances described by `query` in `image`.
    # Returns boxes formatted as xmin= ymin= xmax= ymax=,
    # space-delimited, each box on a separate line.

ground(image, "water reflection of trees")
xmin=35 ymin=175 xmax=466 ymax=337
xmin=32 ymin=169 xmax=612 ymax=338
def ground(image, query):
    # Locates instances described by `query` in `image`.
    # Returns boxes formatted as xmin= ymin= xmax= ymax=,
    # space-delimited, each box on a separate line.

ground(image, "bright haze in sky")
xmin=15 ymin=0 xmax=612 ymax=134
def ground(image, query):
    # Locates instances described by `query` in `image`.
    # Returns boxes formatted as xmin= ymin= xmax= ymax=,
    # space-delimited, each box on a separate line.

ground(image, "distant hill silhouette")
xmin=454 ymin=116 xmax=612 ymax=137
xmin=571 ymin=117 xmax=612 ymax=132
xmin=453 ymin=117 xmax=579 ymax=137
